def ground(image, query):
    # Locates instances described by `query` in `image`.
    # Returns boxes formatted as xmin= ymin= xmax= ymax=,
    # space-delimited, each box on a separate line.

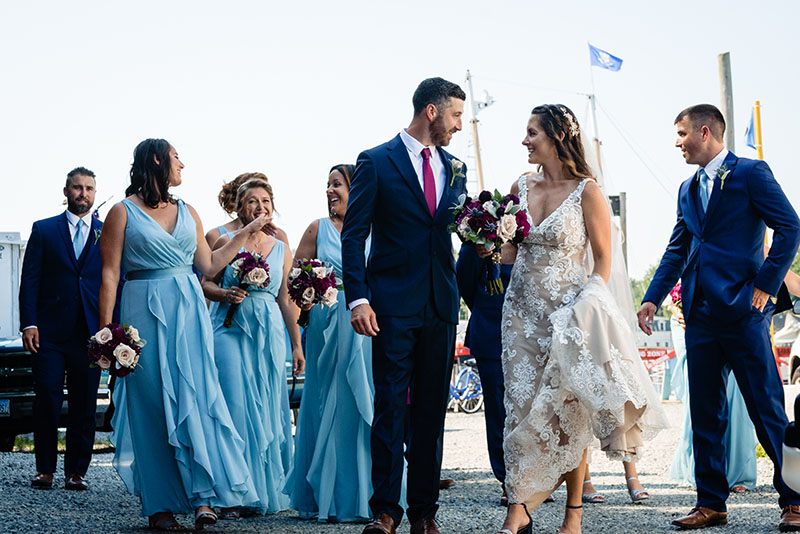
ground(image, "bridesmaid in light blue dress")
xmin=98 ymin=139 xmax=274 ymax=532
xmin=203 ymin=178 xmax=303 ymax=517
xmin=285 ymin=164 xmax=375 ymax=522
xmin=667 ymin=300 xmax=757 ymax=491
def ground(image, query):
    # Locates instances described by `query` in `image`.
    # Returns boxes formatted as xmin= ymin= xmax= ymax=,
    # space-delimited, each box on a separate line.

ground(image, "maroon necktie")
xmin=421 ymin=147 xmax=436 ymax=216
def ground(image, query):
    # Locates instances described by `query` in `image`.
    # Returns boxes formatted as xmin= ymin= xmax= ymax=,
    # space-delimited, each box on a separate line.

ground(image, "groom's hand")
xmin=351 ymin=303 xmax=380 ymax=337
xmin=752 ymin=287 xmax=770 ymax=311
xmin=636 ymin=302 xmax=657 ymax=335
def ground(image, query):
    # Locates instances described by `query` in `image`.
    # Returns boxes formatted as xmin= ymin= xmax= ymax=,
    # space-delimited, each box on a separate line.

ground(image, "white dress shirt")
xmin=348 ymin=131 xmax=448 ymax=311
xmin=699 ymin=148 xmax=729 ymax=200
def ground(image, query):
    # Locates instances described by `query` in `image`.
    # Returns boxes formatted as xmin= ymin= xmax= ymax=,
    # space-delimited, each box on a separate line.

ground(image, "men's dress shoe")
xmin=439 ymin=478 xmax=455 ymax=490
xmin=362 ymin=513 xmax=396 ymax=534
xmin=65 ymin=473 xmax=89 ymax=491
xmin=671 ymin=507 xmax=727 ymax=529
xmin=410 ymin=518 xmax=441 ymax=534
xmin=781 ymin=505 xmax=800 ymax=532
xmin=31 ymin=473 xmax=53 ymax=489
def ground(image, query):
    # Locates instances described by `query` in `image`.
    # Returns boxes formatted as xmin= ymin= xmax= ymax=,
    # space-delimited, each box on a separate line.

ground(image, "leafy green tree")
xmin=630 ymin=261 xmax=669 ymax=317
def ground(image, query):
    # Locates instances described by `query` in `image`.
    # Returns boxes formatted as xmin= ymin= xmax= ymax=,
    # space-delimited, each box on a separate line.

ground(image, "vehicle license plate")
xmin=0 ymin=399 xmax=9 ymax=416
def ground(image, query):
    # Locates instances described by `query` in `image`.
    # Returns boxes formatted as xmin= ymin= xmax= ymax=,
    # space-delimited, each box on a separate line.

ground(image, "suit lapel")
xmin=702 ymin=152 xmax=738 ymax=231
xmin=386 ymin=134 xmax=430 ymax=216
xmin=434 ymin=147 xmax=456 ymax=221
xmin=77 ymin=217 xmax=100 ymax=268
xmin=57 ymin=212 xmax=79 ymax=269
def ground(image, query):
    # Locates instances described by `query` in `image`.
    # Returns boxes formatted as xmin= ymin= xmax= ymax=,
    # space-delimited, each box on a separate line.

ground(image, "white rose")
xmin=97 ymin=356 xmax=111 ymax=370
xmin=244 ymin=267 xmax=268 ymax=286
xmin=497 ymin=214 xmax=518 ymax=242
xmin=113 ymin=343 xmax=137 ymax=368
xmin=482 ymin=201 xmax=495 ymax=213
xmin=301 ymin=286 xmax=316 ymax=306
xmin=458 ymin=218 xmax=470 ymax=236
xmin=312 ymin=266 xmax=328 ymax=279
xmin=127 ymin=326 xmax=140 ymax=343
xmin=231 ymin=258 xmax=244 ymax=271
xmin=289 ymin=267 xmax=302 ymax=280
xmin=321 ymin=287 xmax=338 ymax=307
xmin=94 ymin=327 xmax=113 ymax=345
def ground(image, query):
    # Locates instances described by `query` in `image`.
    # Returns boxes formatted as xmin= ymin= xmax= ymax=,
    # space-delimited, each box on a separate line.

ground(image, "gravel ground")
xmin=0 ymin=402 xmax=786 ymax=533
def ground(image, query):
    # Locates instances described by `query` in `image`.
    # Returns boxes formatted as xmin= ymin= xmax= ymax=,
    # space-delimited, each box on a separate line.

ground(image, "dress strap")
xmin=217 ymin=225 xmax=229 ymax=239
xmin=518 ymin=174 xmax=529 ymax=211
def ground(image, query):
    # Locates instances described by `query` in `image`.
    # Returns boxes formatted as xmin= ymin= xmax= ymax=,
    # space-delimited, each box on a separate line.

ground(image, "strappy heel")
xmin=557 ymin=504 xmax=583 ymax=534
xmin=626 ymin=476 xmax=650 ymax=503
xmin=194 ymin=507 xmax=217 ymax=530
xmin=581 ymin=479 xmax=605 ymax=503
xmin=496 ymin=502 xmax=532 ymax=534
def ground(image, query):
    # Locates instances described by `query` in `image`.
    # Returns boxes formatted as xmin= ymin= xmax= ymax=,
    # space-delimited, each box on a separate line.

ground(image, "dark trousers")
xmin=686 ymin=298 xmax=800 ymax=511
xmin=473 ymin=355 xmax=506 ymax=484
xmin=370 ymin=302 xmax=455 ymax=526
xmin=32 ymin=333 xmax=100 ymax=476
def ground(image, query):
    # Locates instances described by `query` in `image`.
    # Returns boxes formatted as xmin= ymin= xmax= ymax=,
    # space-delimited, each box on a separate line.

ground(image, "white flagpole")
xmin=587 ymin=43 xmax=604 ymax=178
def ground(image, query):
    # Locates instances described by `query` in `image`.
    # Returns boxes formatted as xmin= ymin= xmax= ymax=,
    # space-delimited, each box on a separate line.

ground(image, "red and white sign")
xmin=638 ymin=348 xmax=676 ymax=370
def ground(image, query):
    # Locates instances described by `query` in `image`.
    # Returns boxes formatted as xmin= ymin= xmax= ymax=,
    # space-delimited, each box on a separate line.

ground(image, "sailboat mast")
xmin=466 ymin=70 xmax=485 ymax=192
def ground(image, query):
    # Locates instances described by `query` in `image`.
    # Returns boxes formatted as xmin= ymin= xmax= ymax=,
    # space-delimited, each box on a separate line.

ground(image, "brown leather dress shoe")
xmin=439 ymin=478 xmax=455 ymax=490
xmin=31 ymin=473 xmax=53 ymax=489
xmin=65 ymin=473 xmax=89 ymax=491
xmin=410 ymin=518 xmax=441 ymax=534
xmin=781 ymin=505 xmax=800 ymax=532
xmin=362 ymin=513 xmax=396 ymax=534
xmin=671 ymin=506 xmax=727 ymax=529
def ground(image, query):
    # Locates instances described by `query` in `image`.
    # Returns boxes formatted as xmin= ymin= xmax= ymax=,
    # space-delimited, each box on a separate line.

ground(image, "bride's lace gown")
xmin=501 ymin=175 xmax=668 ymax=504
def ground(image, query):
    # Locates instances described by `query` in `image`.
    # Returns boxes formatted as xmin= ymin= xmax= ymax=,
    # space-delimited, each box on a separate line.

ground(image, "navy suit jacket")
xmin=342 ymin=134 xmax=467 ymax=323
xmin=644 ymin=152 xmax=800 ymax=322
xmin=19 ymin=212 xmax=106 ymax=343
xmin=455 ymin=243 xmax=512 ymax=360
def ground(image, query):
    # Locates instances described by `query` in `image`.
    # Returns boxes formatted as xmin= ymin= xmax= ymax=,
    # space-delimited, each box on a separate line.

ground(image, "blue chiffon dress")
xmin=111 ymin=199 xmax=256 ymax=517
xmin=210 ymin=240 xmax=293 ymax=514
xmin=285 ymin=217 xmax=374 ymax=522
xmin=668 ymin=317 xmax=758 ymax=489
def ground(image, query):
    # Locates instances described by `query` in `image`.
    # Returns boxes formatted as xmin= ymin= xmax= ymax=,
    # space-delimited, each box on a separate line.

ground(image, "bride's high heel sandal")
xmin=496 ymin=503 xmax=532 ymax=534
xmin=557 ymin=504 xmax=583 ymax=534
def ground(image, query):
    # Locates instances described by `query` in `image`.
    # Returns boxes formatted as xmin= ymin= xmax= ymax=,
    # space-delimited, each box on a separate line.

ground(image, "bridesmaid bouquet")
xmin=287 ymin=259 xmax=339 ymax=327
xmin=87 ymin=323 xmax=145 ymax=377
xmin=224 ymin=250 xmax=271 ymax=328
xmin=669 ymin=281 xmax=682 ymax=310
xmin=448 ymin=189 xmax=531 ymax=294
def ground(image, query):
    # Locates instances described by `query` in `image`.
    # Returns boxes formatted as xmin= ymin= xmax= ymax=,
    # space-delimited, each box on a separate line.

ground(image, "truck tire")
xmin=792 ymin=367 xmax=800 ymax=385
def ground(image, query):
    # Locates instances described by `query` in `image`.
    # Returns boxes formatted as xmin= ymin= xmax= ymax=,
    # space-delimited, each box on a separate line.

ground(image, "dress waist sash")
xmin=126 ymin=266 xmax=194 ymax=280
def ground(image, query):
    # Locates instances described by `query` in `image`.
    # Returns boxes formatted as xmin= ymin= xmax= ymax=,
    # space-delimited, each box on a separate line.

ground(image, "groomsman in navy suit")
xmin=638 ymin=105 xmax=800 ymax=531
xmin=342 ymin=77 xmax=467 ymax=534
xmin=20 ymin=167 xmax=108 ymax=490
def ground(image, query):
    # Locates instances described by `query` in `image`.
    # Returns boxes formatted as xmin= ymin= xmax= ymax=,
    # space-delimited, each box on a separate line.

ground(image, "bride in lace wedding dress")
xmin=495 ymin=105 xmax=668 ymax=534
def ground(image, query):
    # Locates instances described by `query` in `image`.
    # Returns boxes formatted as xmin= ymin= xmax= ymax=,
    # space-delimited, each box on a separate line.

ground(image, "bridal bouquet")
xmin=88 ymin=323 xmax=145 ymax=377
xmin=287 ymin=259 xmax=338 ymax=327
xmin=449 ymin=189 xmax=531 ymax=294
xmin=223 ymin=250 xmax=271 ymax=328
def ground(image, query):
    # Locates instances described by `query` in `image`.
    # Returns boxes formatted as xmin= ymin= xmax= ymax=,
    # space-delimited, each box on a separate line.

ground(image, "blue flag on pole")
xmin=589 ymin=44 xmax=623 ymax=71
xmin=744 ymin=109 xmax=756 ymax=149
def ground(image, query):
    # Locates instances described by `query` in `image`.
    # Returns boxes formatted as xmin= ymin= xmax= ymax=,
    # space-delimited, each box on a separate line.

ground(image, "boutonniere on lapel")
xmin=716 ymin=164 xmax=731 ymax=190
xmin=449 ymin=159 xmax=466 ymax=187
xmin=93 ymin=228 xmax=102 ymax=245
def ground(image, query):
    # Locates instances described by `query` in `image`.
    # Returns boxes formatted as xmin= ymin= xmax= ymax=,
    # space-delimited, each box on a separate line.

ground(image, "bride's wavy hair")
xmin=126 ymin=138 xmax=176 ymax=208
xmin=531 ymin=104 xmax=595 ymax=181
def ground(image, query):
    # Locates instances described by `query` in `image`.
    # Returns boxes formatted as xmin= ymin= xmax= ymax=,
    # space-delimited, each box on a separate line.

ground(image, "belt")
xmin=126 ymin=266 xmax=194 ymax=280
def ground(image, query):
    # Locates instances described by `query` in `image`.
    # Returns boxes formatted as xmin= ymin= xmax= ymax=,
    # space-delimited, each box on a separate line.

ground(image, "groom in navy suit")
xmin=342 ymin=77 xmax=467 ymax=534
xmin=638 ymin=105 xmax=800 ymax=531
xmin=20 ymin=167 xmax=108 ymax=491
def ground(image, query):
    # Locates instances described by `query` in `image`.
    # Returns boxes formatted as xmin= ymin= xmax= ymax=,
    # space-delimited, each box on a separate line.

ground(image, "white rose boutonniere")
xmin=717 ymin=164 xmax=731 ymax=190
xmin=449 ymin=159 xmax=466 ymax=187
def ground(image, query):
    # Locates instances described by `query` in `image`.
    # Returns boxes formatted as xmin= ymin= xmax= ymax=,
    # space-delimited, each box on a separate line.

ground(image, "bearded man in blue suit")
xmin=342 ymin=78 xmax=466 ymax=534
xmin=638 ymin=105 xmax=800 ymax=531
xmin=19 ymin=167 xmax=111 ymax=491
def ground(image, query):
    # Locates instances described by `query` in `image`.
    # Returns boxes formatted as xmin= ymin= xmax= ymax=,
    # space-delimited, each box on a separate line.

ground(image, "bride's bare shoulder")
xmin=511 ymin=171 xmax=538 ymax=195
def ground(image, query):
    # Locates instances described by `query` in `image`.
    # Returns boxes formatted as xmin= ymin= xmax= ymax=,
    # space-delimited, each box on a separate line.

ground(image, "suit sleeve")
xmin=456 ymin=243 xmax=481 ymax=310
xmin=19 ymin=222 xmax=43 ymax=330
xmin=748 ymin=160 xmax=800 ymax=295
xmin=642 ymin=191 xmax=692 ymax=307
xmin=341 ymin=151 xmax=378 ymax=305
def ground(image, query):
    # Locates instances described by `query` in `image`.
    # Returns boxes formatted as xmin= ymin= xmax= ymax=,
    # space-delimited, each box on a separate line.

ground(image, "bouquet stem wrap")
xmin=486 ymin=252 xmax=503 ymax=295
xmin=298 ymin=309 xmax=310 ymax=328
xmin=223 ymin=281 xmax=249 ymax=328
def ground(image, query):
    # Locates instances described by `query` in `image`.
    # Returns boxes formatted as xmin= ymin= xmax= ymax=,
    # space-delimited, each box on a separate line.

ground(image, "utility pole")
xmin=718 ymin=52 xmax=735 ymax=152
xmin=466 ymin=70 xmax=493 ymax=192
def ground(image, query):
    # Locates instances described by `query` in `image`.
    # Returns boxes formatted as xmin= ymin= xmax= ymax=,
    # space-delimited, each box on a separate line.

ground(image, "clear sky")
xmin=1 ymin=0 xmax=797 ymax=278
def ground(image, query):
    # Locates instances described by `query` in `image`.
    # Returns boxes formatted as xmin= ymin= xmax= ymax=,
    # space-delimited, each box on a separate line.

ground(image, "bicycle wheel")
xmin=459 ymin=371 xmax=484 ymax=414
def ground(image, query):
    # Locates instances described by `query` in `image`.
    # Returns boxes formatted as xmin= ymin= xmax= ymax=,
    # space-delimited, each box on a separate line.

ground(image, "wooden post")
xmin=718 ymin=52 xmax=735 ymax=152
xmin=753 ymin=100 xmax=764 ymax=160
xmin=466 ymin=70 xmax=485 ymax=192
xmin=619 ymin=191 xmax=628 ymax=268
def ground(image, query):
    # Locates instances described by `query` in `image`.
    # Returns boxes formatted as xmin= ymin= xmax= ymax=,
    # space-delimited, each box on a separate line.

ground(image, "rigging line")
xmin=473 ymin=75 xmax=589 ymax=97
xmin=596 ymin=104 xmax=676 ymax=200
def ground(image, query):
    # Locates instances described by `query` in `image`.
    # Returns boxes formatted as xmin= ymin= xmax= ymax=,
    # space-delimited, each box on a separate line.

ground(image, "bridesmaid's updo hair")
xmin=126 ymin=138 xmax=176 ymax=208
xmin=530 ymin=105 xmax=595 ymax=181
xmin=328 ymin=164 xmax=355 ymax=188
xmin=235 ymin=178 xmax=274 ymax=220
xmin=218 ymin=172 xmax=269 ymax=215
